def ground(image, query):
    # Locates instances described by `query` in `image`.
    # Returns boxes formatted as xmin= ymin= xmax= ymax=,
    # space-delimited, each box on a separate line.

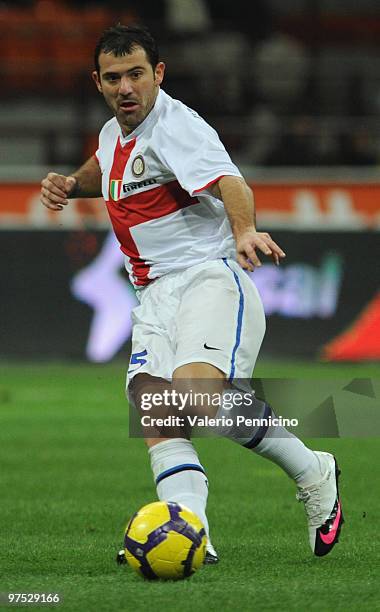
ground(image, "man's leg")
xmin=172 ymin=363 xmax=321 ymax=487
xmin=130 ymin=371 xmax=218 ymax=563
xmin=213 ymin=391 xmax=322 ymax=486
xmin=171 ymin=260 xmax=343 ymax=557
xmin=209 ymin=389 xmax=344 ymax=556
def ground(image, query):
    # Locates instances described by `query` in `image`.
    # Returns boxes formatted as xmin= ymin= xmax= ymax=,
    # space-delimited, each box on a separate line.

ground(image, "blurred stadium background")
xmin=1 ymin=0 xmax=379 ymax=364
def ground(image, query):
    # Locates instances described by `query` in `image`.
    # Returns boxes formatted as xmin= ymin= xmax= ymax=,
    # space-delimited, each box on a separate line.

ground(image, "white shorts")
xmin=126 ymin=258 xmax=266 ymax=387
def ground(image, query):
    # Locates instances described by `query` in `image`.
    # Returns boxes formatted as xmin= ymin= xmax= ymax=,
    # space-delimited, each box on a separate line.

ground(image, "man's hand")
xmin=236 ymin=228 xmax=286 ymax=271
xmin=213 ymin=176 xmax=286 ymax=270
xmin=40 ymin=173 xmax=77 ymax=211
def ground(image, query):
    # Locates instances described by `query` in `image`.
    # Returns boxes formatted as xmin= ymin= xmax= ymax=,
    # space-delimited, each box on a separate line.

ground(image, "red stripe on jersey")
xmin=106 ymin=179 xmax=199 ymax=286
xmin=106 ymin=136 xmax=151 ymax=285
xmin=106 ymin=138 xmax=150 ymax=284
xmin=109 ymin=136 xmax=137 ymax=180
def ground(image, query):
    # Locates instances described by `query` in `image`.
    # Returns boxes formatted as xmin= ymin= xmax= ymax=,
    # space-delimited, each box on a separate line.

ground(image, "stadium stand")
xmin=0 ymin=0 xmax=379 ymax=168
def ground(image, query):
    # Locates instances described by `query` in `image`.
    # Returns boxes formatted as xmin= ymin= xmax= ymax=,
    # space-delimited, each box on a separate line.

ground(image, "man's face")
xmin=93 ymin=46 xmax=165 ymax=135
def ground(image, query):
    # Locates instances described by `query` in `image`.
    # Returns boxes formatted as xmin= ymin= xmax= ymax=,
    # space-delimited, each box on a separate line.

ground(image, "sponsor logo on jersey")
xmin=122 ymin=178 xmax=157 ymax=194
xmin=132 ymin=155 xmax=145 ymax=177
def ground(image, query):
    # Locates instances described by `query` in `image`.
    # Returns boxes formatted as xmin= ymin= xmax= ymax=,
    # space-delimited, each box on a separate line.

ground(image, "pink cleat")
xmin=296 ymin=452 xmax=344 ymax=556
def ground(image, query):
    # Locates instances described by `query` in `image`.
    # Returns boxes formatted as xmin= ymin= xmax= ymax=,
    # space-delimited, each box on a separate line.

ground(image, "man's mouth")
xmin=119 ymin=100 xmax=139 ymax=113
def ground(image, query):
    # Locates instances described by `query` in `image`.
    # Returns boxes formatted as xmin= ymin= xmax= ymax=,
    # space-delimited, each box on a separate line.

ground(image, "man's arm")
xmin=211 ymin=176 xmax=286 ymax=271
xmin=40 ymin=155 xmax=102 ymax=211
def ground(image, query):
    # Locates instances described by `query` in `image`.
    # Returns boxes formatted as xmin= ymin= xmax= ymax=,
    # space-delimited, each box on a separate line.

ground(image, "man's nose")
xmin=119 ymin=76 xmax=133 ymax=96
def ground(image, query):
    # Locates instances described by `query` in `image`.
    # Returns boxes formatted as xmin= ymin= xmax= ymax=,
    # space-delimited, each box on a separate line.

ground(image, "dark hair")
xmin=94 ymin=24 xmax=159 ymax=74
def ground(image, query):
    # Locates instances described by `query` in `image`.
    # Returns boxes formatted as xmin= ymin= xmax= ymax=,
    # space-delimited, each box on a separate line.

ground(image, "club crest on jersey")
xmin=109 ymin=179 xmax=123 ymax=201
xmin=132 ymin=155 xmax=145 ymax=177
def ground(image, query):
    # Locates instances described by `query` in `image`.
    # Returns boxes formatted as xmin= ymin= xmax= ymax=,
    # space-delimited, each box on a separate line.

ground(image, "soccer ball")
xmin=124 ymin=501 xmax=207 ymax=580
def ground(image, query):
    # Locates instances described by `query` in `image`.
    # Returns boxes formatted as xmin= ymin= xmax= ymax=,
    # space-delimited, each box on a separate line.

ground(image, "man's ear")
xmin=154 ymin=62 xmax=165 ymax=86
xmin=92 ymin=70 xmax=102 ymax=93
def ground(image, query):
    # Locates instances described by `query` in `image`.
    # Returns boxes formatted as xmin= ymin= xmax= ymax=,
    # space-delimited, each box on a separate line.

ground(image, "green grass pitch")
xmin=0 ymin=361 xmax=379 ymax=611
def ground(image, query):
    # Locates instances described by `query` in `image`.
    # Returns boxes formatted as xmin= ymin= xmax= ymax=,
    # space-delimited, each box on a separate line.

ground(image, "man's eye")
xmin=132 ymin=72 xmax=142 ymax=79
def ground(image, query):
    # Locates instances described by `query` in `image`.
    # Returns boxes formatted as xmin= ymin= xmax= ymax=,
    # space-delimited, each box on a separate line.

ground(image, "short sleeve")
xmin=156 ymin=106 xmax=242 ymax=196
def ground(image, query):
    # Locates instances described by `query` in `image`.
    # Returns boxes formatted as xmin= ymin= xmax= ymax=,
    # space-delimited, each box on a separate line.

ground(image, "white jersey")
xmin=95 ymin=88 xmax=242 ymax=288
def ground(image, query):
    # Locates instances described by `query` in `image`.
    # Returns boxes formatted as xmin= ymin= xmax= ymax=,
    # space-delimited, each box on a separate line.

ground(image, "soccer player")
xmin=40 ymin=24 xmax=344 ymax=563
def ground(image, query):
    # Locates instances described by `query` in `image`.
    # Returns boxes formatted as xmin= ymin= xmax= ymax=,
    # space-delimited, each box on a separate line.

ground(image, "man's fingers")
xmin=46 ymin=172 xmax=68 ymax=189
xmin=40 ymin=194 xmax=63 ymax=211
xmin=260 ymin=233 xmax=286 ymax=258
xmin=42 ymin=173 xmax=71 ymax=198
xmin=236 ymin=231 xmax=286 ymax=272
xmin=256 ymin=238 xmax=272 ymax=256
xmin=237 ymin=253 xmax=254 ymax=272
xmin=238 ymin=246 xmax=261 ymax=271
xmin=41 ymin=180 xmax=68 ymax=199
xmin=272 ymin=252 xmax=280 ymax=266
xmin=40 ymin=172 xmax=74 ymax=212
xmin=259 ymin=238 xmax=282 ymax=265
xmin=244 ymin=245 xmax=262 ymax=268
xmin=41 ymin=186 xmax=68 ymax=205
xmin=267 ymin=240 xmax=286 ymax=258
xmin=251 ymin=238 xmax=286 ymax=262
xmin=253 ymin=236 xmax=276 ymax=257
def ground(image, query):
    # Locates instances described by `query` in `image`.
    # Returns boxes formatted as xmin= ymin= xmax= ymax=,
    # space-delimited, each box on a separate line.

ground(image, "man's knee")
xmin=173 ymin=362 xmax=225 ymax=382
xmin=172 ymin=362 xmax=229 ymax=419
